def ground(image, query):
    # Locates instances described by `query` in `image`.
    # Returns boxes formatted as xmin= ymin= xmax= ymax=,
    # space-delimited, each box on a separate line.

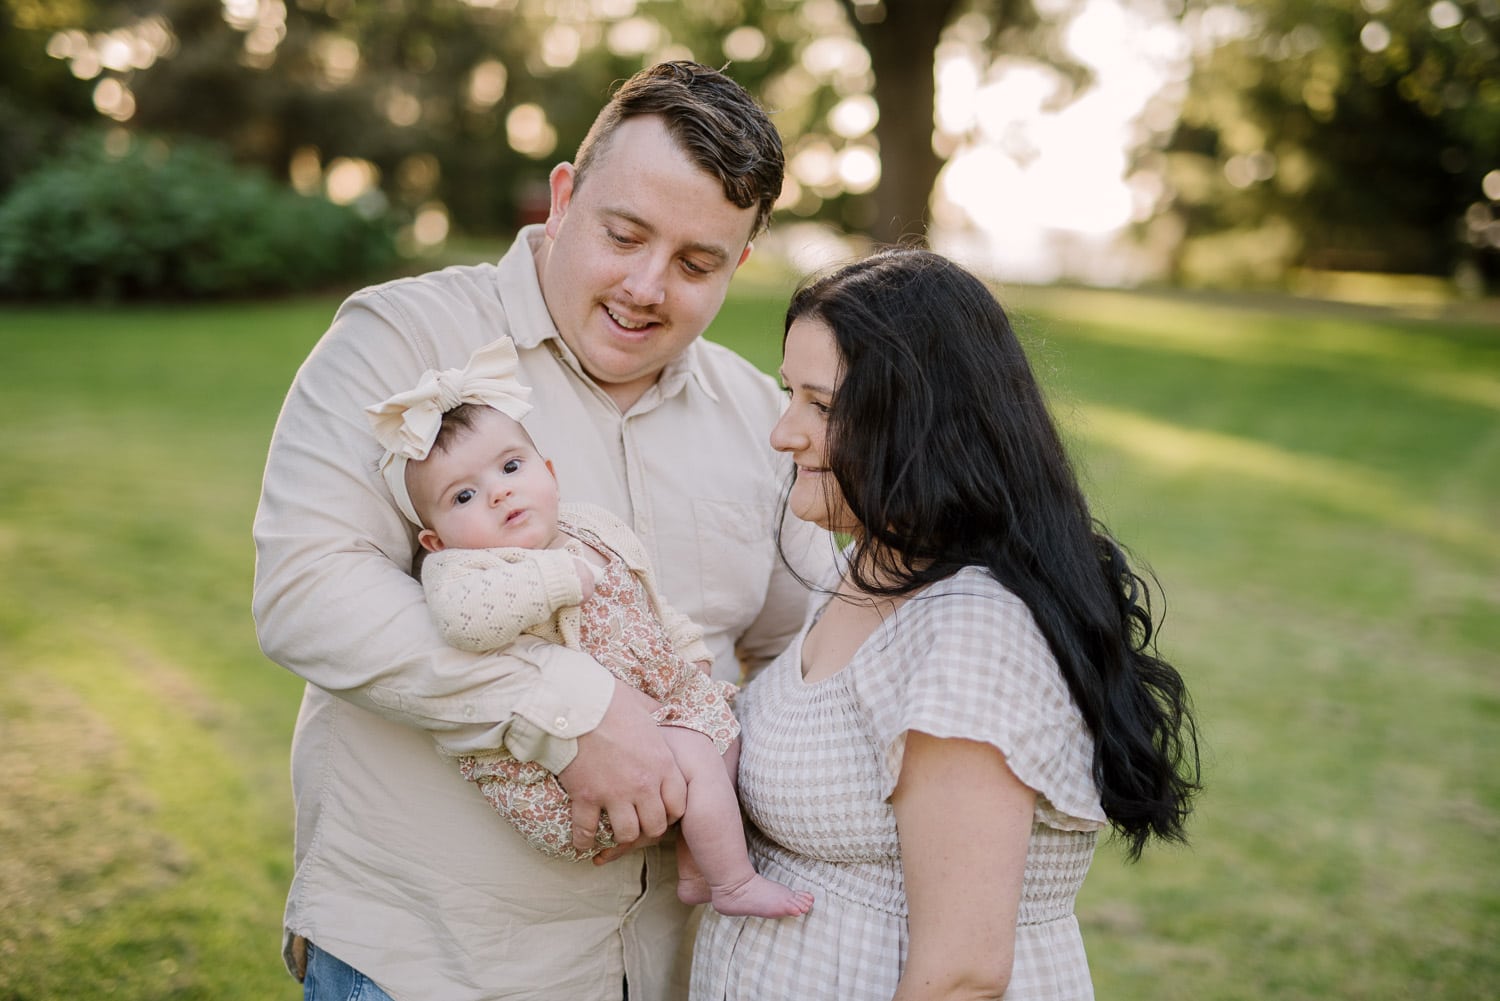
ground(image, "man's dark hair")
xmin=573 ymin=61 xmax=785 ymax=238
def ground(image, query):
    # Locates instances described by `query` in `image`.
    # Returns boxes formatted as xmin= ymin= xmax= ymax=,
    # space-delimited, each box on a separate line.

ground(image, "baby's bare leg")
xmin=661 ymin=727 xmax=813 ymax=919
xmin=671 ymin=738 xmax=737 ymax=905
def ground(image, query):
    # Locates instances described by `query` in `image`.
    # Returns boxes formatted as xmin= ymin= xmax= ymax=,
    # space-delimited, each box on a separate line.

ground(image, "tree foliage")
xmin=1160 ymin=0 xmax=1500 ymax=289
xmin=837 ymin=0 xmax=1093 ymax=243
xmin=4 ymin=0 xmax=1114 ymax=249
xmin=0 ymin=132 xmax=395 ymax=299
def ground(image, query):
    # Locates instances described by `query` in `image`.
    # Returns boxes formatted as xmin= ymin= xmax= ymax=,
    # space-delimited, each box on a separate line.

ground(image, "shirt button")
xmin=464 ymin=704 xmax=476 ymax=719
xmin=554 ymin=716 xmax=568 ymax=731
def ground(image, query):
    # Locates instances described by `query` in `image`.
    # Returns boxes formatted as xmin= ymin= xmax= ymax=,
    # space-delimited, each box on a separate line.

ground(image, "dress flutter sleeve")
xmin=855 ymin=567 xmax=1107 ymax=831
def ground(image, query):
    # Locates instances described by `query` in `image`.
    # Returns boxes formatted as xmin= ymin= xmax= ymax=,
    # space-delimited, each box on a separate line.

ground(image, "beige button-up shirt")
xmin=252 ymin=227 xmax=831 ymax=1001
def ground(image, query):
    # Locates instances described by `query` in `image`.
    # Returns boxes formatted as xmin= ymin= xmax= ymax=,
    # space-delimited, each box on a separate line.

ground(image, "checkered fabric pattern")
xmin=692 ymin=567 xmax=1104 ymax=1000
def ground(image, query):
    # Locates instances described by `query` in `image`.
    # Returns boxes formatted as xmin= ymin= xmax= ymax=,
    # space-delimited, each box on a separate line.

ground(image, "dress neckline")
xmin=794 ymin=589 xmax=913 ymax=688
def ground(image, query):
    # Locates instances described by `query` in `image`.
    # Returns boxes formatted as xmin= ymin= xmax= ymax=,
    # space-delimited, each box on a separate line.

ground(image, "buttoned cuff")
xmin=504 ymin=647 xmax=615 ymax=774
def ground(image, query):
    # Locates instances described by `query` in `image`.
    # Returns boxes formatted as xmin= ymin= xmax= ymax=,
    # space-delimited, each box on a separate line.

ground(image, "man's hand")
xmin=591 ymin=832 xmax=664 ymax=866
xmin=290 ymin=935 xmax=308 ymax=981
xmin=557 ymin=679 xmax=686 ymax=852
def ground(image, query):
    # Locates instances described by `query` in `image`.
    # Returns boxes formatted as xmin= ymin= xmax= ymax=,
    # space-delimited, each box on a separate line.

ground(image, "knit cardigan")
xmin=421 ymin=501 xmax=715 ymax=667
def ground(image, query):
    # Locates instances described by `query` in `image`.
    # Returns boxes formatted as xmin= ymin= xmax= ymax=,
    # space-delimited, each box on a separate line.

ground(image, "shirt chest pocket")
xmin=692 ymin=497 xmax=777 ymax=632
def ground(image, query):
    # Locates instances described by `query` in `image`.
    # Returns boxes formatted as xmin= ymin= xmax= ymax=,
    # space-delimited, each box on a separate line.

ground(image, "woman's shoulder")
xmin=860 ymin=567 xmax=1059 ymax=699
xmin=899 ymin=567 xmax=1038 ymax=638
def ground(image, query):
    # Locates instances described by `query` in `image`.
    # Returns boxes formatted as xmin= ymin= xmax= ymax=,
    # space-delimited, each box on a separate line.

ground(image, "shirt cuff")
xmin=504 ymin=646 xmax=616 ymax=774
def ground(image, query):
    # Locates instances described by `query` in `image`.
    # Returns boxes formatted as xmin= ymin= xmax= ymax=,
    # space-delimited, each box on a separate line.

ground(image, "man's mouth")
xmin=606 ymin=306 xmax=655 ymax=331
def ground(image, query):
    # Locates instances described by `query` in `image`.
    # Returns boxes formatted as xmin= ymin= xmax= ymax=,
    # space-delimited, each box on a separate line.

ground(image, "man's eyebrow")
xmin=603 ymin=207 xmax=731 ymax=263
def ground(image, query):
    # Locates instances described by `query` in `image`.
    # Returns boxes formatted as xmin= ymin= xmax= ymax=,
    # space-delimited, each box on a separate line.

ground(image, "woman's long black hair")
xmin=780 ymin=248 xmax=1199 ymax=859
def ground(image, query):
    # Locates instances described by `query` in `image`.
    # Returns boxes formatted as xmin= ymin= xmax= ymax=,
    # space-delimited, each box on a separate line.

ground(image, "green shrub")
xmin=0 ymin=133 xmax=397 ymax=300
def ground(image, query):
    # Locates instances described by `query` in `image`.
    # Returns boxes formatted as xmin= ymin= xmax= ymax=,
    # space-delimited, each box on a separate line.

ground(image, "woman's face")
xmin=770 ymin=316 xmax=858 ymax=535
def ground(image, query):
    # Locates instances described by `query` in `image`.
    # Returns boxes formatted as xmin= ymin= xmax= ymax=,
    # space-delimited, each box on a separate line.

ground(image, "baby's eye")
xmin=502 ymin=458 xmax=522 ymax=474
xmin=453 ymin=488 xmax=476 ymax=506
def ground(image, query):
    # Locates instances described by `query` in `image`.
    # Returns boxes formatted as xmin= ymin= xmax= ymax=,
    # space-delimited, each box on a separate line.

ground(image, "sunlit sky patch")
xmin=934 ymin=0 xmax=1189 ymax=285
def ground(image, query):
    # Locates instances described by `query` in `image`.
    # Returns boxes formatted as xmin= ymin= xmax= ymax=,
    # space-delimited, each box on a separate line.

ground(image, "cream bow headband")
xmin=366 ymin=337 xmax=534 ymax=528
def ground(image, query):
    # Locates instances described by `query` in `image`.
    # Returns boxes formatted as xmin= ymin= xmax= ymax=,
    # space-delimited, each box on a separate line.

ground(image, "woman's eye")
xmin=454 ymin=488 xmax=475 ymax=506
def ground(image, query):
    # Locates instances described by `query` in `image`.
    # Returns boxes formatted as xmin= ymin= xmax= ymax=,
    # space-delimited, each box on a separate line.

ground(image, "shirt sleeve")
xmin=734 ymin=458 xmax=839 ymax=679
xmin=422 ymin=547 xmax=582 ymax=652
xmin=251 ymin=286 xmax=613 ymax=774
xmin=655 ymin=593 xmax=715 ymax=667
xmin=856 ymin=570 xmax=1107 ymax=830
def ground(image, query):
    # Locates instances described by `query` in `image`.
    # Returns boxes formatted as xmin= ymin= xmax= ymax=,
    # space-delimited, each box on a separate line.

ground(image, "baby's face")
xmin=409 ymin=407 xmax=561 ymax=553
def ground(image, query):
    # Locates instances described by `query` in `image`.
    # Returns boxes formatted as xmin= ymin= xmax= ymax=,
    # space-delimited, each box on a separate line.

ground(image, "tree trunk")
xmin=843 ymin=0 xmax=963 ymax=245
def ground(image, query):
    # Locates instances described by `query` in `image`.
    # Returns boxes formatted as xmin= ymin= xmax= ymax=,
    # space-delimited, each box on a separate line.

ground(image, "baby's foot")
xmin=710 ymin=874 xmax=814 ymax=919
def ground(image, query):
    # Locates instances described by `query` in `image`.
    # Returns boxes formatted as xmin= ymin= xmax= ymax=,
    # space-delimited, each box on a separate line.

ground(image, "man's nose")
xmin=622 ymin=255 xmax=668 ymax=306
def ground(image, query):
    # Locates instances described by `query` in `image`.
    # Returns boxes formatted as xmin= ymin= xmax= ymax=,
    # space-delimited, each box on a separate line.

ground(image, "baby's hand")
xmin=573 ymin=557 xmax=597 ymax=602
xmin=694 ymin=659 xmax=713 ymax=677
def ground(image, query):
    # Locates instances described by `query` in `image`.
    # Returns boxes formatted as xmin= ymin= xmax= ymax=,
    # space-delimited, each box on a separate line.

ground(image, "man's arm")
xmin=251 ymin=290 xmax=660 ymax=798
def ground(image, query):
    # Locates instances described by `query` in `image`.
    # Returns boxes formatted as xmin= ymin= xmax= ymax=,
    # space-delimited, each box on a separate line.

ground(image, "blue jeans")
xmin=303 ymin=942 xmax=397 ymax=1001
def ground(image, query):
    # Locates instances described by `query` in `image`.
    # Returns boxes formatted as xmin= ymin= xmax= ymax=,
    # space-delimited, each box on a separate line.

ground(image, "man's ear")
xmin=417 ymin=528 xmax=446 ymax=554
xmin=544 ymin=163 xmax=577 ymax=240
xmin=736 ymin=241 xmax=753 ymax=269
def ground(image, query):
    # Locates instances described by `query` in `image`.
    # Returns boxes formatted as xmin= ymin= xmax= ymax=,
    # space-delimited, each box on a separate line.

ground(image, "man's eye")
xmin=503 ymin=459 xmax=522 ymax=474
xmin=454 ymin=488 xmax=475 ymax=505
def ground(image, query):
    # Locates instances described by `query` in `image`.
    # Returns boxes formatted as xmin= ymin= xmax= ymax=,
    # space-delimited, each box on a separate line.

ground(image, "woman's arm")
xmin=892 ymin=730 xmax=1036 ymax=1001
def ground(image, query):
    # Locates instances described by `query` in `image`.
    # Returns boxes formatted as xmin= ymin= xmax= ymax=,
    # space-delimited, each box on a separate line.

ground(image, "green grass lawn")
xmin=0 ymin=278 xmax=1495 ymax=1000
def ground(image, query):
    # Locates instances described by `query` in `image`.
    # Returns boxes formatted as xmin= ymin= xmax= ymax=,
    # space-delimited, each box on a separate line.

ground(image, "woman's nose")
xmin=769 ymin=410 xmax=803 ymax=452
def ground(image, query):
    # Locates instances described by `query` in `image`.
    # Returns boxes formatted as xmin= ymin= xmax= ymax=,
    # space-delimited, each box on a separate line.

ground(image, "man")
xmin=253 ymin=62 xmax=830 ymax=1001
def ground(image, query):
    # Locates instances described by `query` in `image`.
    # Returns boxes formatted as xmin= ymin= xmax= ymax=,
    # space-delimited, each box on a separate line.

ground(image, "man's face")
xmin=536 ymin=115 xmax=758 ymax=411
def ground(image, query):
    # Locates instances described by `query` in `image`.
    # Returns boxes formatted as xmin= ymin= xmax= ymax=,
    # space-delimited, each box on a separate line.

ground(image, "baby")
xmin=366 ymin=337 xmax=812 ymax=919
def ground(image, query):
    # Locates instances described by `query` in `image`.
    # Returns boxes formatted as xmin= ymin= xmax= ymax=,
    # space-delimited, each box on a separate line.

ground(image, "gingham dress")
xmin=691 ymin=567 xmax=1106 ymax=1000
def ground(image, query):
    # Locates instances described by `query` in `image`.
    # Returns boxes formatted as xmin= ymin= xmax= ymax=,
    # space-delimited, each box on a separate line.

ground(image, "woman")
xmin=691 ymin=249 xmax=1200 ymax=1000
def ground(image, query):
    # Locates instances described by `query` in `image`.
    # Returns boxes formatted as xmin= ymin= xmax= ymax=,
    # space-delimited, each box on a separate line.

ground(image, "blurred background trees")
xmin=2 ymin=0 xmax=1497 ymax=297
xmin=1157 ymin=0 xmax=1500 ymax=292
